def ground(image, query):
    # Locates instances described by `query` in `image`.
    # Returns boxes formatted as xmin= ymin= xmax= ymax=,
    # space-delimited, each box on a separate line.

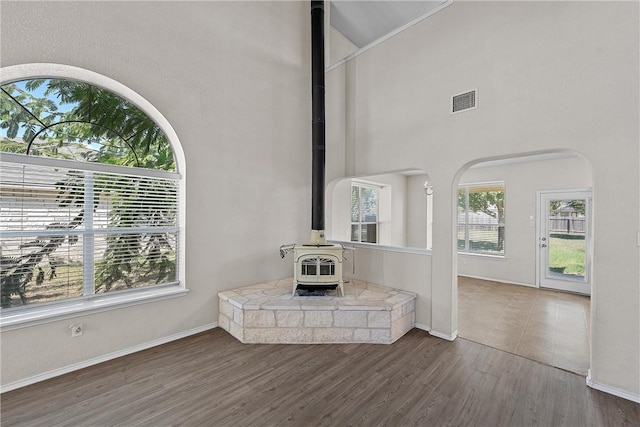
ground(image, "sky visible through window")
xmin=1 ymin=77 xmax=180 ymax=309
xmin=1 ymin=78 xmax=175 ymax=171
xmin=1 ymin=80 xmax=73 ymax=134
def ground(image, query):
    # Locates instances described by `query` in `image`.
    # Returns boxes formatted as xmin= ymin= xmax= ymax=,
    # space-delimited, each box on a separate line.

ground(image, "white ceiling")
xmin=330 ymin=1 xmax=449 ymax=48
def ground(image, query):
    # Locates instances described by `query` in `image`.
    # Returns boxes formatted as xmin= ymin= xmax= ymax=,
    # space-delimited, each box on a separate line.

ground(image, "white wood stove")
xmin=293 ymin=244 xmax=344 ymax=296
xmin=281 ymin=1 xmax=347 ymax=297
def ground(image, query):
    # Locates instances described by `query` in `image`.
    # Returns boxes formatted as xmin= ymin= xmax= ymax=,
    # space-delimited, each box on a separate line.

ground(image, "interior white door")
xmin=537 ymin=190 xmax=592 ymax=295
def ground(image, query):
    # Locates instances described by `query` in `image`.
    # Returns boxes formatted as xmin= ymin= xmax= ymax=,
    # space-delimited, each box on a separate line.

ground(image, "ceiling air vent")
xmin=452 ymin=89 xmax=477 ymax=114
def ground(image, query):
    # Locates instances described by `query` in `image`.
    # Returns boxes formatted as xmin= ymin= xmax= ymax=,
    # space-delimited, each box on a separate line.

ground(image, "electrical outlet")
xmin=69 ymin=323 xmax=83 ymax=337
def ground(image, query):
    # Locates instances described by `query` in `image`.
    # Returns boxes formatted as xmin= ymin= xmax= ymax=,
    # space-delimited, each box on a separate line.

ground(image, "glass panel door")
xmin=538 ymin=191 xmax=591 ymax=295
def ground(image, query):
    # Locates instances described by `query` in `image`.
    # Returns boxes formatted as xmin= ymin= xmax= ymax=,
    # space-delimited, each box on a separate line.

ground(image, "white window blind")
xmin=1 ymin=153 xmax=180 ymax=309
xmin=458 ymin=182 xmax=505 ymax=256
xmin=351 ymin=183 xmax=379 ymax=244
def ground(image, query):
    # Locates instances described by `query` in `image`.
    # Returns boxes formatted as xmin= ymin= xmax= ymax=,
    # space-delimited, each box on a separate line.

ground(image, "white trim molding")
xmin=586 ymin=370 xmax=640 ymax=403
xmin=329 ymin=240 xmax=431 ymax=256
xmin=429 ymin=329 xmax=458 ymax=341
xmin=414 ymin=323 xmax=430 ymax=332
xmin=0 ymin=323 xmax=218 ymax=393
xmin=1 ymin=286 xmax=188 ymax=331
xmin=458 ymin=274 xmax=537 ymax=289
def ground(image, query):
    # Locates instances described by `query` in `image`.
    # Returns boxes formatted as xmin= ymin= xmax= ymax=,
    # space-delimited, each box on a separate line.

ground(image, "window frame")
xmin=0 ymin=64 xmax=187 ymax=331
xmin=457 ymin=181 xmax=505 ymax=257
xmin=350 ymin=181 xmax=380 ymax=244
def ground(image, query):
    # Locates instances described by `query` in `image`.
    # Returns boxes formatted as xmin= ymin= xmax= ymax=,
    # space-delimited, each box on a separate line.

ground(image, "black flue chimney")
xmin=279 ymin=2 xmax=345 ymax=296
xmin=310 ymin=0 xmax=325 ymax=244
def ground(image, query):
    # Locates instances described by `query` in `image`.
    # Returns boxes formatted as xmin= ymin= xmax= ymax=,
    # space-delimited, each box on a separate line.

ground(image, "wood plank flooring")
xmin=2 ymin=328 xmax=638 ymax=426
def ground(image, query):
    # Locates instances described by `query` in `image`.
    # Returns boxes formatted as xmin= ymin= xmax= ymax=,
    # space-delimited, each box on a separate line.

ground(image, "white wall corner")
xmin=414 ymin=323 xmax=431 ymax=332
xmin=429 ymin=329 xmax=458 ymax=341
xmin=0 ymin=323 xmax=218 ymax=394
xmin=586 ymin=370 xmax=640 ymax=403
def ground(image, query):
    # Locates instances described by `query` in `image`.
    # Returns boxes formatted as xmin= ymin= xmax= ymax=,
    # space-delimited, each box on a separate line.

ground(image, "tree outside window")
xmin=458 ymin=183 xmax=505 ymax=255
xmin=1 ymin=78 xmax=180 ymax=309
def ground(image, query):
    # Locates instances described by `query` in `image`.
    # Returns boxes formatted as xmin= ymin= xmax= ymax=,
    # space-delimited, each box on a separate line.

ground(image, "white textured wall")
xmin=406 ymin=174 xmax=430 ymax=249
xmin=458 ymin=155 xmax=593 ymax=286
xmin=329 ymin=25 xmax=357 ymax=67
xmin=343 ymin=246 xmax=431 ymax=328
xmin=327 ymin=177 xmax=353 ymax=242
xmin=2 ymin=0 xmax=638 ymax=401
xmin=1 ymin=1 xmax=311 ymax=387
xmin=328 ymin=1 xmax=639 ymax=397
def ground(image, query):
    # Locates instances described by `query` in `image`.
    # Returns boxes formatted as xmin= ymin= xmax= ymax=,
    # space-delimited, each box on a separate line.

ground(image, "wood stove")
xmin=281 ymin=1 xmax=346 ymax=297
xmin=293 ymin=244 xmax=344 ymax=296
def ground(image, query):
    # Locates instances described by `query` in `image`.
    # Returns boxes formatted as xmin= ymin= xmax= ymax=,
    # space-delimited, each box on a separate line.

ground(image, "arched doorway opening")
xmin=452 ymin=150 xmax=593 ymax=375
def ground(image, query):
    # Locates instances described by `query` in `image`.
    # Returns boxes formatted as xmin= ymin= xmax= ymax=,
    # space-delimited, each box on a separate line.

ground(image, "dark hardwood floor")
xmin=2 ymin=328 xmax=638 ymax=426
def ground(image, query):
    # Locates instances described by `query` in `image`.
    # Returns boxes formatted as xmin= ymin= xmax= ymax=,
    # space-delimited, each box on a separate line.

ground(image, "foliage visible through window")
xmin=351 ymin=183 xmax=378 ymax=244
xmin=0 ymin=78 xmax=180 ymax=309
xmin=458 ymin=183 xmax=505 ymax=255
xmin=0 ymin=79 xmax=175 ymax=169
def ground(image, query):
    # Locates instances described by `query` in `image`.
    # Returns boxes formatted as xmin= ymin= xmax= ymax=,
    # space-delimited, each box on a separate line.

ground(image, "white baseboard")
xmin=1 ymin=322 xmax=218 ymax=394
xmin=586 ymin=369 xmax=640 ymax=403
xmin=414 ymin=323 xmax=430 ymax=332
xmin=429 ymin=329 xmax=458 ymax=341
xmin=458 ymin=274 xmax=536 ymax=289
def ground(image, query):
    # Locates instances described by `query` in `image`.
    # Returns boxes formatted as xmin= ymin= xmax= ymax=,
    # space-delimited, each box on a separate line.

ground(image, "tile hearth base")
xmin=218 ymin=278 xmax=417 ymax=344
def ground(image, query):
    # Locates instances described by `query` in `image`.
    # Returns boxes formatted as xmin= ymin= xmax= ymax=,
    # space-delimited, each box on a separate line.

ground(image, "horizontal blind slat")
xmin=1 ymin=157 xmax=181 ymax=309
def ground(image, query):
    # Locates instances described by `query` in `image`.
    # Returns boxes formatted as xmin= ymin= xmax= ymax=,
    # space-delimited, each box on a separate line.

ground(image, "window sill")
xmin=458 ymin=252 xmax=506 ymax=260
xmin=0 ymin=285 xmax=188 ymax=332
xmin=330 ymin=240 xmax=432 ymax=255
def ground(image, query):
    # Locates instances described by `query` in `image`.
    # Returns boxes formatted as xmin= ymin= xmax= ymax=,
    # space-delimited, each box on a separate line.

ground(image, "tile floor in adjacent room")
xmin=458 ymin=276 xmax=591 ymax=375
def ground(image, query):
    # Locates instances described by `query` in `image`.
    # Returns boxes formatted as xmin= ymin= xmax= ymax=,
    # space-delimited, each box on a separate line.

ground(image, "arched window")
xmin=0 ymin=65 xmax=185 ymax=324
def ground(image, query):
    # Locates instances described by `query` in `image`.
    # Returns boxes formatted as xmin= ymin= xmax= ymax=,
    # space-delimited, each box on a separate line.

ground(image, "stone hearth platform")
xmin=218 ymin=278 xmax=417 ymax=344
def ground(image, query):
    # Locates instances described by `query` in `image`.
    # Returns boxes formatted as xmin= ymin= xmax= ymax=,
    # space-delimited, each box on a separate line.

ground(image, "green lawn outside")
xmin=457 ymin=231 xmax=586 ymax=277
xmin=549 ymin=233 xmax=586 ymax=276
xmin=458 ymin=229 xmax=503 ymax=254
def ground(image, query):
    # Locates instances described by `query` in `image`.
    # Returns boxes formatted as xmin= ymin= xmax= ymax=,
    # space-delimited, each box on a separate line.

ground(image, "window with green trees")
xmin=458 ymin=183 xmax=505 ymax=255
xmin=1 ymin=78 xmax=181 ymax=309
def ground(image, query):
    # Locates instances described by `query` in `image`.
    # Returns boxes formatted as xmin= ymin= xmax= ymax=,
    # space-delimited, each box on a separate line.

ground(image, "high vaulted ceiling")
xmin=330 ymin=0 xmax=450 ymax=48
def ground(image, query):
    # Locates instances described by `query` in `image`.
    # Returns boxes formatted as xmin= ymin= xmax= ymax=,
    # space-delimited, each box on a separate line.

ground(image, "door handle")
xmin=541 ymin=243 xmax=547 ymax=248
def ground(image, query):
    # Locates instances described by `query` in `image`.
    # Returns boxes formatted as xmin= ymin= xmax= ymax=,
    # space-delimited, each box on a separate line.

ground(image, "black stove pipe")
xmin=311 ymin=0 xmax=325 ymax=237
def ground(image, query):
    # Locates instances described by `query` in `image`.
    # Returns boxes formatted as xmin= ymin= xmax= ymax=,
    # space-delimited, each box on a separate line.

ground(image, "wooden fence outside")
xmin=549 ymin=216 xmax=586 ymax=234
